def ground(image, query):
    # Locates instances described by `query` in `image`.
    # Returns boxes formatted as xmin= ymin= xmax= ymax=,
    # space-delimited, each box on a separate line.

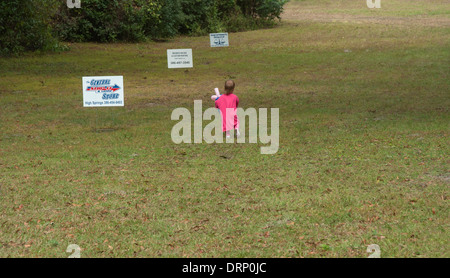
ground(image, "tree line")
xmin=0 ymin=0 xmax=288 ymax=56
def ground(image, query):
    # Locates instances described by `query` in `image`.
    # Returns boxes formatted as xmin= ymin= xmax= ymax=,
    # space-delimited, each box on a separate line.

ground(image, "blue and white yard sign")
xmin=83 ymin=76 xmax=124 ymax=107
xmin=210 ymin=33 xmax=229 ymax=47
xmin=167 ymin=49 xmax=193 ymax=68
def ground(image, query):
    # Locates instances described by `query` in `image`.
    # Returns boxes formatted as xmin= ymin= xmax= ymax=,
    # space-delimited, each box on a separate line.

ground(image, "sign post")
xmin=82 ymin=76 xmax=124 ymax=132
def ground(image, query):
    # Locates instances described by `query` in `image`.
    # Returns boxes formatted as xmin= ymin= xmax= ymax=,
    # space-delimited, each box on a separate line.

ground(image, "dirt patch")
xmin=281 ymin=2 xmax=450 ymax=27
xmin=433 ymin=174 xmax=450 ymax=183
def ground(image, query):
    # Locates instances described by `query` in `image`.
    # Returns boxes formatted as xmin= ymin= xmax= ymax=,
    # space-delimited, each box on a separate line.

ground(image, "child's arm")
xmin=211 ymin=88 xmax=221 ymax=101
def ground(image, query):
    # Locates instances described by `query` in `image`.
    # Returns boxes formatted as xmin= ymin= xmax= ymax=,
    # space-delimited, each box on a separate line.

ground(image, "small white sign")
xmin=210 ymin=33 xmax=229 ymax=47
xmin=167 ymin=49 xmax=193 ymax=68
xmin=367 ymin=0 xmax=381 ymax=9
xmin=82 ymin=76 xmax=124 ymax=107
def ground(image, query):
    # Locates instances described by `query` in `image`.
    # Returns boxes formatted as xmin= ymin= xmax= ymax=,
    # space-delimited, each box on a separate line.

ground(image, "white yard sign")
xmin=210 ymin=33 xmax=229 ymax=47
xmin=83 ymin=76 xmax=124 ymax=107
xmin=167 ymin=49 xmax=193 ymax=68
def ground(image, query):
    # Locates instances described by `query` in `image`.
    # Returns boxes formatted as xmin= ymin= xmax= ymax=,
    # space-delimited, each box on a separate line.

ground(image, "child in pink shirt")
xmin=211 ymin=80 xmax=240 ymax=138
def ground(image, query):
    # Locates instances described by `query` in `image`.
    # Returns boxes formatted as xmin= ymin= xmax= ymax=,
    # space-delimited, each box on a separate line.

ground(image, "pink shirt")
xmin=215 ymin=93 xmax=239 ymax=132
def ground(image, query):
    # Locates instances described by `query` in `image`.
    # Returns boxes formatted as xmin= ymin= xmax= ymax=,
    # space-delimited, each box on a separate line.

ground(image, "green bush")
xmin=52 ymin=0 xmax=163 ymax=42
xmin=0 ymin=0 xmax=61 ymax=56
xmin=0 ymin=0 xmax=289 ymax=55
xmin=237 ymin=0 xmax=288 ymax=20
xmin=53 ymin=0 xmax=288 ymax=42
xmin=146 ymin=0 xmax=182 ymax=39
xmin=177 ymin=0 xmax=222 ymax=35
xmin=255 ymin=0 xmax=288 ymax=20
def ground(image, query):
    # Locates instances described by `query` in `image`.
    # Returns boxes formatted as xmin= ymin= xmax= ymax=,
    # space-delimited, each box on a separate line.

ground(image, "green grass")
xmin=0 ymin=1 xmax=449 ymax=258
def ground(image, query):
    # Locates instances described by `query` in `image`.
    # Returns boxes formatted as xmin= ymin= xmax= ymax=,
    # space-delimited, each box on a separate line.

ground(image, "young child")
xmin=211 ymin=80 xmax=240 ymax=138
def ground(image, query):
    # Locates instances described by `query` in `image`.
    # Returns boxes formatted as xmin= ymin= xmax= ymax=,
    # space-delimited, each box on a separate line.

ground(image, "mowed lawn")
xmin=0 ymin=0 xmax=448 ymax=258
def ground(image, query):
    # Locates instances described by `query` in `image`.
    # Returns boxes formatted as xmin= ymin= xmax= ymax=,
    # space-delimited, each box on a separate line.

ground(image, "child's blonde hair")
xmin=224 ymin=80 xmax=235 ymax=95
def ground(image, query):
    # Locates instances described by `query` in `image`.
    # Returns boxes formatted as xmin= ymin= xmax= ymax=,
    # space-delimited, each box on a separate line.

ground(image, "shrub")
xmin=237 ymin=0 xmax=288 ymax=20
xmin=52 ymin=0 xmax=163 ymax=42
xmin=53 ymin=0 xmax=288 ymax=42
xmin=1 ymin=0 xmax=289 ymax=55
xmin=0 ymin=0 xmax=61 ymax=56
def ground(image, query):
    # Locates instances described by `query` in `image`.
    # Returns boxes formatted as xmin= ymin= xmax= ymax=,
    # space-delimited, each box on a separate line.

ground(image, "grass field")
xmin=0 ymin=0 xmax=449 ymax=258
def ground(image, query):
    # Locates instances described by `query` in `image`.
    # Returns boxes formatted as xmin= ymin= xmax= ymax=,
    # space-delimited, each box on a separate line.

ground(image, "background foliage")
xmin=0 ymin=0 xmax=62 ymax=56
xmin=0 ymin=0 xmax=288 ymax=55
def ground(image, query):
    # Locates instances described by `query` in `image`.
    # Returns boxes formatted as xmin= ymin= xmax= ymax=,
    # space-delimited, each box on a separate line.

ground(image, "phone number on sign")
xmin=104 ymin=101 xmax=123 ymax=105
xmin=171 ymin=61 xmax=191 ymax=64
